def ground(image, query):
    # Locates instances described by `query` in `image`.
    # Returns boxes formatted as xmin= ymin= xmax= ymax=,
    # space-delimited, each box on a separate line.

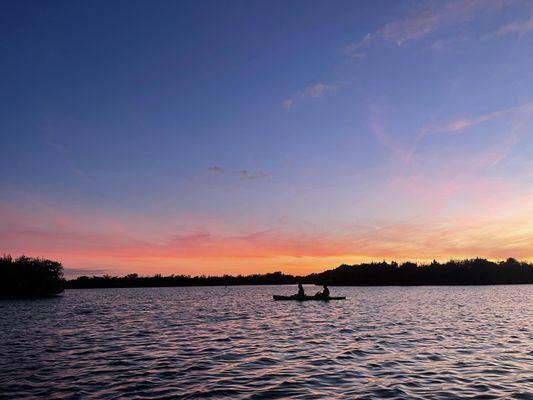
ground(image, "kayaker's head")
xmin=323 ymin=283 xmax=328 ymax=289
xmin=298 ymin=283 xmax=303 ymax=289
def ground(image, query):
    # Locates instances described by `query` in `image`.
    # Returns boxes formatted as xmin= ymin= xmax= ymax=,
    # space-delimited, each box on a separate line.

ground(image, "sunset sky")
xmin=2 ymin=0 xmax=533 ymax=277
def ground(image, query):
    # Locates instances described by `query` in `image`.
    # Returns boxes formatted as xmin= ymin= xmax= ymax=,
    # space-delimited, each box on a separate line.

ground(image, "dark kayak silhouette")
xmin=273 ymin=283 xmax=344 ymax=301
xmin=273 ymin=295 xmax=346 ymax=301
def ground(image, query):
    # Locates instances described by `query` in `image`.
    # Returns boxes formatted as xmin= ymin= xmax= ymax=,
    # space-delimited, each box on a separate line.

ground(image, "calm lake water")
xmin=1 ymin=285 xmax=532 ymax=399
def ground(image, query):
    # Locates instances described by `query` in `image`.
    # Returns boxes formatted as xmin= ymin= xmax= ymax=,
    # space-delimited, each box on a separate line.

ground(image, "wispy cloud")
xmin=429 ymin=40 xmax=446 ymax=51
xmin=369 ymin=104 xmax=410 ymax=163
xmin=368 ymin=100 xmax=533 ymax=217
xmin=345 ymin=0 xmax=510 ymax=57
xmin=431 ymin=109 xmax=510 ymax=134
xmin=370 ymin=102 xmax=533 ymax=167
xmin=406 ymin=102 xmax=533 ymax=158
xmin=282 ymin=82 xmax=336 ymax=109
xmin=429 ymin=102 xmax=533 ymax=135
xmin=487 ymin=17 xmax=533 ymax=38
xmin=3 ymin=198 xmax=533 ymax=275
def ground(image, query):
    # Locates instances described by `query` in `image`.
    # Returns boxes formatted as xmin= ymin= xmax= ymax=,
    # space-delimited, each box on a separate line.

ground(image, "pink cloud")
xmin=430 ymin=103 xmax=533 ymax=134
xmin=345 ymin=0 xmax=511 ymax=56
xmin=406 ymin=102 xmax=533 ymax=165
xmin=3 ymin=193 xmax=533 ymax=276
xmin=283 ymin=82 xmax=337 ymax=109
xmin=488 ymin=17 xmax=533 ymax=38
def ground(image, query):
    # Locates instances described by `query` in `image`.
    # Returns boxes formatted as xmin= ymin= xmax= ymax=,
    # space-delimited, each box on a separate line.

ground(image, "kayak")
xmin=273 ymin=295 xmax=346 ymax=301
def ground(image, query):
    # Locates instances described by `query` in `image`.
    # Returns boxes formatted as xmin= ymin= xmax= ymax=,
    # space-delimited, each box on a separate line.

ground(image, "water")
xmin=1 ymin=285 xmax=532 ymax=399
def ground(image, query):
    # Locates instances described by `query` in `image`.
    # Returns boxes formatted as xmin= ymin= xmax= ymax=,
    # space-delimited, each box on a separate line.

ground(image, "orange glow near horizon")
xmin=2 ymin=194 xmax=533 ymax=277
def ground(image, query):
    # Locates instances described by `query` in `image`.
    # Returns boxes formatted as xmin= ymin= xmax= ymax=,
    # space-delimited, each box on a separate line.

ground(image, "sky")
xmin=1 ymin=0 xmax=533 ymax=277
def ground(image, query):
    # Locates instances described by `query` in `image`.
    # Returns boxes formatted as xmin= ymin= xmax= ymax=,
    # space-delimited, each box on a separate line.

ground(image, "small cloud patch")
xmin=208 ymin=165 xmax=224 ymax=174
xmin=238 ymin=170 xmax=270 ymax=181
xmin=283 ymin=82 xmax=336 ymax=109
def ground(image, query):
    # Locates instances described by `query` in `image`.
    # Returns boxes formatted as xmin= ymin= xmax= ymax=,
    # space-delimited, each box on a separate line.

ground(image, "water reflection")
xmin=0 ymin=285 xmax=532 ymax=399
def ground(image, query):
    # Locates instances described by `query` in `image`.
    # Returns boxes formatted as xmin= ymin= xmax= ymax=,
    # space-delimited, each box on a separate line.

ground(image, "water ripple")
xmin=0 ymin=285 xmax=532 ymax=399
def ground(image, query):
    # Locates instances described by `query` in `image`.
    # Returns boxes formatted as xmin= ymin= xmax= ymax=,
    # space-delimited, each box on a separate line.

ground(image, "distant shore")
xmin=67 ymin=258 xmax=533 ymax=289
xmin=3 ymin=256 xmax=532 ymax=298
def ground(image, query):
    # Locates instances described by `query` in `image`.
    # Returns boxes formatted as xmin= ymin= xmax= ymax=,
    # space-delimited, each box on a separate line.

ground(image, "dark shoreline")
xmin=3 ymin=256 xmax=532 ymax=297
xmin=67 ymin=258 xmax=533 ymax=289
xmin=64 ymin=282 xmax=533 ymax=290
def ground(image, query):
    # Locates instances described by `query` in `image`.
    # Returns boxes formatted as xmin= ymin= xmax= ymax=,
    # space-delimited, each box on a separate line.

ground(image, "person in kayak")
xmin=315 ymin=284 xmax=330 ymax=298
xmin=296 ymin=283 xmax=305 ymax=297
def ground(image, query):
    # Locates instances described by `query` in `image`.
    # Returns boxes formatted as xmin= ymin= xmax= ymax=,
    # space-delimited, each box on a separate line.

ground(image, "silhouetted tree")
xmin=0 ymin=255 xmax=66 ymax=298
xmin=66 ymin=258 xmax=533 ymax=288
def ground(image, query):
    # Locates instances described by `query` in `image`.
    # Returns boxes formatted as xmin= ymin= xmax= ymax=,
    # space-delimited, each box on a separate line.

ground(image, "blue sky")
xmin=2 ymin=0 xmax=533 ymax=276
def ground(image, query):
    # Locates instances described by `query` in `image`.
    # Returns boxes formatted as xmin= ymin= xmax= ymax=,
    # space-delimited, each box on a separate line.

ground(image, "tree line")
xmin=68 ymin=257 xmax=533 ymax=288
xmin=308 ymin=258 xmax=533 ymax=286
xmin=2 ymin=256 xmax=532 ymax=298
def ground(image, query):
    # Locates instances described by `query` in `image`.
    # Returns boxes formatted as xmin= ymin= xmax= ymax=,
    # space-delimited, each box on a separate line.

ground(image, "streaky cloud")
xmin=345 ymin=0 xmax=511 ymax=56
xmin=486 ymin=17 xmax=533 ymax=38
xmin=283 ymin=82 xmax=336 ymax=109
xmin=408 ymin=102 xmax=533 ymax=158
xmin=3 ymin=195 xmax=533 ymax=274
